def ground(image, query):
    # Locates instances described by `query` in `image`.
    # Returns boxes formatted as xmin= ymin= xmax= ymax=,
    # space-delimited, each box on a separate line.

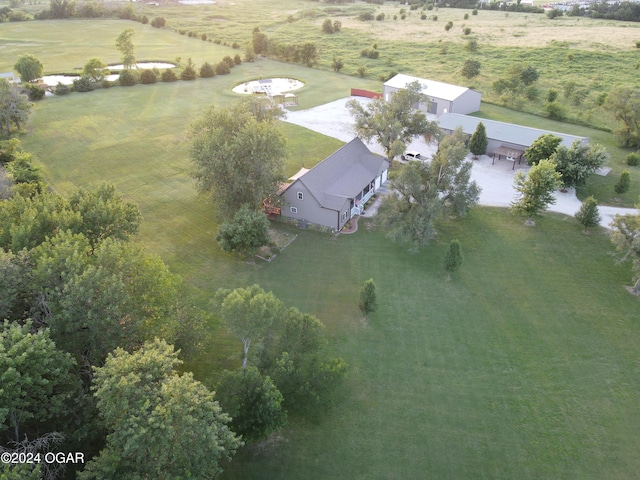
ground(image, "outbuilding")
xmin=438 ymin=112 xmax=589 ymax=167
xmin=383 ymin=74 xmax=482 ymax=116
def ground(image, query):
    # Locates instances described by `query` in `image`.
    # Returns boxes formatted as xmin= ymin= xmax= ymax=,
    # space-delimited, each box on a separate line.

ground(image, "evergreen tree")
xmin=444 ymin=239 xmax=463 ymax=280
xmin=468 ymin=121 xmax=488 ymax=157
xmin=359 ymin=278 xmax=378 ymax=317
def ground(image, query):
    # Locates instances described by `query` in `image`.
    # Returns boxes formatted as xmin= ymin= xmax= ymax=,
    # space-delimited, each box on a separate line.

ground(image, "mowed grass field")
xmin=219 ymin=209 xmax=640 ymax=479
xmin=5 ymin=15 xmax=640 ymax=479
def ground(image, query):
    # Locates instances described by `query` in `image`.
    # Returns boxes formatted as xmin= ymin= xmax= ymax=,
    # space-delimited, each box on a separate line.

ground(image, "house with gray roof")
xmin=383 ymin=74 xmax=482 ymax=116
xmin=279 ymin=138 xmax=389 ymax=231
xmin=438 ymin=112 xmax=589 ymax=167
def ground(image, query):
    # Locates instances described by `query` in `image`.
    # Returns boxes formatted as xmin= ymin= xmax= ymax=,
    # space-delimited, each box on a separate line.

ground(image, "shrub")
xmin=180 ymin=64 xmax=197 ymax=81
xmin=161 ymin=69 xmax=178 ymax=82
xmin=223 ymin=56 xmax=235 ymax=69
xmin=234 ymin=54 xmax=242 ymax=65
xmin=215 ymin=61 xmax=230 ymax=75
xmin=101 ymin=79 xmax=113 ymax=88
xmin=118 ymin=70 xmax=137 ymax=86
xmin=464 ymin=13 xmax=469 ymax=19
xmin=232 ymin=42 xmax=240 ymax=49
xmin=24 ymin=83 xmax=46 ymax=100
xmin=322 ymin=18 xmax=334 ymax=33
xmin=421 ymin=13 xmax=427 ymax=20
xmin=73 ymin=77 xmax=95 ymax=92
xmin=356 ymin=65 xmax=367 ymax=78
xmin=472 ymin=8 xmax=478 ymax=15
xmin=545 ymin=101 xmax=566 ymax=120
xmin=445 ymin=21 xmax=453 ymax=31
xmin=359 ymin=12 xmax=374 ymax=21
xmin=151 ymin=16 xmax=166 ymax=28
xmin=53 ymin=82 xmax=70 ymax=95
xmin=614 ymin=171 xmax=631 ymax=194
xmin=524 ymin=85 xmax=539 ymax=101
xmin=140 ymin=15 xmax=148 ymax=24
xmin=547 ymin=8 xmax=563 ymax=19
xmin=626 ymin=152 xmax=640 ymax=167
xmin=432 ymin=15 xmax=438 ymax=21
xmin=463 ymin=27 xmax=472 ymax=35
xmin=333 ymin=20 xmax=341 ymax=32
xmin=376 ymin=13 xmax=385 ymax=20
xmin=546 ymin=88 xmax=558 ymax=103
xmin=199 ymin=62 xmax=215 ymax=78
xmin=465 ymin=38 xmax=478 ymax=52
xmin=139 ymin=69 xmax=157 ymax=84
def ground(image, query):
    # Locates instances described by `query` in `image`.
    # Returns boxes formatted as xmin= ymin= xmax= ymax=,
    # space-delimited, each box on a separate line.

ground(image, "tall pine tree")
xmin=469 ymin=122 xmax=488 ymax=157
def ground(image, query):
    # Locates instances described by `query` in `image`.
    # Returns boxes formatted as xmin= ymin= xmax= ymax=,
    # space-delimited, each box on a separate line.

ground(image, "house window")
xmin=290 ymin=206 xmax=298 ymax=214
xmin=297 ymin=192 xmax=304 ymax=200
xmin=342 ymin=211 xmax=348 ymax=220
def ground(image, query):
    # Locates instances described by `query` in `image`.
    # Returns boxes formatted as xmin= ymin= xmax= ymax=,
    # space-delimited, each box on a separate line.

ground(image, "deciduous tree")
xmin=610 ymin=209 xmax=640 ymax=294
xmin=80 ymin=339 xmax=241 ymax=480
xmin=0 ymin=321 xmax=80 ymax=443
xmin=215 ymin=366 xmax=287 ymax=444
xmin=216 ymin=204 xmax=271 ymax=255
xmin=378 ymin=129 xmax=479 ymax=251
xmin=511 ymin=159 xmax=562 ymax=223
xmin=605 ymin=85 xmax=640 ymax=148
xmin=115 ymin=29 xmax=136 ymax=69
xmin=347 ymin=80 xmax=441 ymax=165
xmin=13 ymin=55 xmax=43 ymax=83
xmin=31 ymin=232 xmax=181 ymax=366
xmin=81 ymin=58 xmax=108 ymax=81
xmin=189 ymin=99 xmax=286 ymax=219
xmin=524 ymin=133 xmax=562 ymax=166
xmin=575 ymin=196 xmax=601 ymax=233
xmin=550 ymin=140 xmax=608 ymax=189
xmin=0 ymin=80 xmax=32 ymax=138
xmin=461 ymin=58 xmax=481 ymax=79
xmin=212 ymin=285 xmax=283 ymax=368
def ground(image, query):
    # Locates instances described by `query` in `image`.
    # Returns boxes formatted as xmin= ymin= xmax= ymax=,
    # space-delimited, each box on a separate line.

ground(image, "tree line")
xmin=0 ymin=136 xmax=346 ymax=478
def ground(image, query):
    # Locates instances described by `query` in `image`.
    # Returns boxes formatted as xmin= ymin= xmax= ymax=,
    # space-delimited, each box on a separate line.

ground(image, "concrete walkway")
xmin=283 ymin=97 xmax=638 ymax=228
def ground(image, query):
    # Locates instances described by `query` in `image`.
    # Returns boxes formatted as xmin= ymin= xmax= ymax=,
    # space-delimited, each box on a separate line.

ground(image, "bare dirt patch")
xmin=256 ymin=227 xmax=297 ymax=261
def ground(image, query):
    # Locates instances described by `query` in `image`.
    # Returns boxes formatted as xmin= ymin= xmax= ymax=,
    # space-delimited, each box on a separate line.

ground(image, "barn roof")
xmin=438 ymin=113 xmax=588 ymax=148
xmin=282 ymin=138 xmax=388 ymax=211
xmin=384 ymin=74 xmax=471 ymax=102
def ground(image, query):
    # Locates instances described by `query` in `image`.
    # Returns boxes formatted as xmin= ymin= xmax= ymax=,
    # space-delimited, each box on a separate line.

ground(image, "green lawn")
xmin=220 ymin=209 xmax=640 ymax=479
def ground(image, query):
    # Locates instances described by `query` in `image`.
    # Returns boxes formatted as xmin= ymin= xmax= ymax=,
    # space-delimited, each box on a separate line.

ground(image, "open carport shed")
xmin=438 ymin=113 xmax=589 ymax=167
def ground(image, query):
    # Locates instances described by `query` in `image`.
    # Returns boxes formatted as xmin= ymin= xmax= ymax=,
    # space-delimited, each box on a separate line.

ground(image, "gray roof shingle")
xmin=285 ymin=138 xmax=388 ymax=211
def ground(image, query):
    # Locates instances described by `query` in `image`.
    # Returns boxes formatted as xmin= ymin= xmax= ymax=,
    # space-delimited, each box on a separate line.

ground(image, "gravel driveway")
xmin=282 ymin=97 xmax=637 ymax=228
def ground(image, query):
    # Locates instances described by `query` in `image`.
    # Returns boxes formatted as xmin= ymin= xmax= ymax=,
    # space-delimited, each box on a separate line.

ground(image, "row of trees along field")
xmin=0 ymin=136 xmax=347 ymax=479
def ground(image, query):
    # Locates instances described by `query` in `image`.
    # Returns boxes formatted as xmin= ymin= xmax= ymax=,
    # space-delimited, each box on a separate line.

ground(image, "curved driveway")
xmin=283 ymin=97 xmax=638 ymax=228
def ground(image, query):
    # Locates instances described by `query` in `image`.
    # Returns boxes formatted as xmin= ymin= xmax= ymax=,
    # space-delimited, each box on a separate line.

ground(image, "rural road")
xmin=282 ymin=97 xmax=638 ymax=228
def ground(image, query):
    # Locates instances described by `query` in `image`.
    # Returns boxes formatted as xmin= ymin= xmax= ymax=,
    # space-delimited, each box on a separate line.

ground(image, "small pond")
xmin=108 ymin=62 xmax=176 ymax=70
xmin=39 ymin=63 xmax=175 ymax=87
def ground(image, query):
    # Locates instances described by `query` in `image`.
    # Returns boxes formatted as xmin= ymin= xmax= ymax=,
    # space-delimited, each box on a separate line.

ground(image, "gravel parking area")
xmin=282 ymin=97 xmax=637 ymax=228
